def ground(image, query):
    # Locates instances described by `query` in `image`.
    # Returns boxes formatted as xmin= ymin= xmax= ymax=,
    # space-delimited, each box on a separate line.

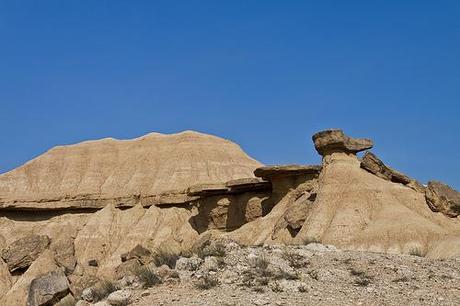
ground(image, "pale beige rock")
xmin=228 ymin=152 xmax=460 ymax=258
xmin=1 ymin=234 xmax=50 ymax=272
xmin=120 ymin=244 xmax=152 ymax=265
xmin=0 ymin=131 xmax=261 ymax=210
xmin=296 ymin=153 xmax=460 ymax=256
xmin=0 ymin=258 xmax=12 ymax=299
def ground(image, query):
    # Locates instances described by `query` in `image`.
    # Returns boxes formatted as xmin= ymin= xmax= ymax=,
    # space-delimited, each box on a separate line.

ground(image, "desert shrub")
xmin=342 ymin=258 xmax=352 ymax=265
xmin=282 ymin=250 xmax=308 ymax=268
xmin=408 ymin=247 xmax=424 ymax=257
xmin=298 ymin=284 xmax=308 ymax=292
xmin=91 ymin=280 xmax=118 ymax=302
xmin=392 ymin=276 xmax=409 ymax=283
xmin=252 ymin=255 xmax=270 ymax=272
xmin=180 ymin=249 xmax=194 ymax=258
xmin=216 ymin=256 xmax=226 ymax=268
xmin=134 ymin=266 xmax=162 ymax=288
xmin=270 ymin=281 xmax=284 ymax=292
xmin=273 ymin=268 xmax=300 ymax=281
xmin=302 ymin=237 xmax=320 ymax=245
xmin=197 ymin=242 xmax=226 ymax=258
xmin=354 ymin=277 xmax=372 ymax=287
xmin=349 ymin=267 xmax=373 ymax=287
xmin=152 ymin=248 xmax=180 ymax=268
xmin=194 ymin=274 xmax=219 ymax=290
xmin=349 ymin=268 xmax=366 ymax=277
xmin=308 ymin=269 xmax=319 ymax=280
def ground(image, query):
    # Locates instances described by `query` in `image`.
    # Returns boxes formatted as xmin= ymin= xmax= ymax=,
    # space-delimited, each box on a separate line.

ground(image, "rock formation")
xmin=360 ymin=152 xmax=425 ymax=192
xmin=0 ymin=129 xmax=459 ymax=305
xmin=312 ymin=129 xmax=373 ymax=156
xmin=1 ymin=235 xmax=50 ymax=273
xmin=27 ymin=270 xmax=69 ymax=306
xmin=426 ymin=181 xmax=460 ymax=217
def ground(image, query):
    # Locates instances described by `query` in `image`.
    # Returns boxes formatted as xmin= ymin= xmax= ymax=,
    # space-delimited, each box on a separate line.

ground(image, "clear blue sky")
xmin=1 ymin=1 xmax=459 ymax=189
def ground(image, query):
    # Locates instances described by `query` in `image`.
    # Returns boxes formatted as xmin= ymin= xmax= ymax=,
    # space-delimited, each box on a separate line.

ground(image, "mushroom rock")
xmin=312 ymin=129 xmax=373 ymax=156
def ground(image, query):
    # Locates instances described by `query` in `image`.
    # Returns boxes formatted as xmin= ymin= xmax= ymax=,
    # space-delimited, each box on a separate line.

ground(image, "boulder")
xmin=115 ymin=259 xmax=142 ymax=280
xmin=254 ymin=165 xmax=321 ymax=179
xmin=312 ymin=129 xmax=373 ymax=156
xmin=107 ymin=290 xmax=131 ymax=306
xmin=284 ymin=201 xmax=311 ymax=230
xmin=1 ymin=234 xmax=50 ymax=272
xmin=120 ymin=244 xmax=152 ymax=265
xmin=361 ymin=152 xmax=425 ymax=192
xmin=425 ymin=181 xmax=460 ymax=217
xmin=202 ymin=256 xmax=219 ymax=272
xmin=26 ymin=270 xmax=70 ymax=306
xmin=175 ymin=256 xmax=203 ymax=271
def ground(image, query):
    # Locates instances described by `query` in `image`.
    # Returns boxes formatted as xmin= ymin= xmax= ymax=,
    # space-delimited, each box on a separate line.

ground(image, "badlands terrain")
xmin=0 ymin=129 xmax=459 ymax=305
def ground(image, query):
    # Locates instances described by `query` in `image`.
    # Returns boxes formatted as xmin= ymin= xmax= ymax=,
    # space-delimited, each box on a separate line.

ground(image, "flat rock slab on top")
xmin=225 ymin=177 xmax=271 ymax=193
xmin=312 ymin=129 xmax=373 ymax=156
xmin=254 ymin=165 xmax=321 ymax=179
xmin=187 ymin=183 xmax=229 ymax=196
xmin=426 ymin=181 xmax=460 ymax=217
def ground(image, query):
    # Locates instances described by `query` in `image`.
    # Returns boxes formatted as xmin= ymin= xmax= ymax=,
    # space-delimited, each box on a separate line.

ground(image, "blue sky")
xmin=0 ymin=1 xmax=459 ymax=189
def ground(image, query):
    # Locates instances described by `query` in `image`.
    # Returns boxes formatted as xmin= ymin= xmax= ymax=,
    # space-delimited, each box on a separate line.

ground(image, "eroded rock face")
xmin=27 ymin=270 xmax=70 ymax=306
xmin=1 ymin=235 xmax=50 ymax=272
xmin=312 ymin=129 xmax=373 ymax=156
xmin=426 ymin=181 xmax=460 ymax=217
xmin=0 ymin=131 xmax=262 ymax=211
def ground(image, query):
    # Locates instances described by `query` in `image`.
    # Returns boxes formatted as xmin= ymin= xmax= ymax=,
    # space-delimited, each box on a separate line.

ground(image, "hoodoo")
xmin=0 ymin=129 xmax=459 ymax=305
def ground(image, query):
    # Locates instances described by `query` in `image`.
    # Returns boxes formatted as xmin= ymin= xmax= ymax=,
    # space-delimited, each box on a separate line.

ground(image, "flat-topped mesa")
xmin=312 ymin=129 xmax=373 ymax=156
